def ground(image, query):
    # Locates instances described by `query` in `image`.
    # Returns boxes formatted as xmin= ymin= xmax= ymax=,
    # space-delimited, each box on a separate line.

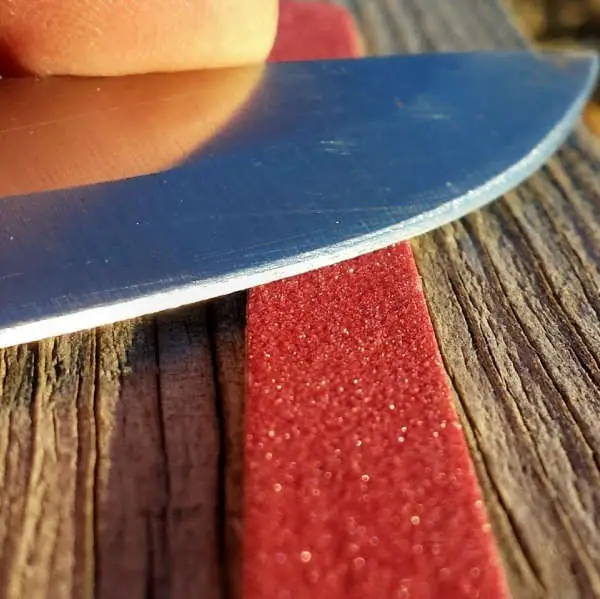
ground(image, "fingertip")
xmin=0 ymin=0 xmax=279 ymax=76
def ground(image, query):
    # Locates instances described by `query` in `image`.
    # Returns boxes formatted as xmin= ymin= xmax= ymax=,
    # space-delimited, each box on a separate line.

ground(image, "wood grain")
xmin=0 ymin=311 xmax=225 ymax=599
xmin=1 ymin=1 xmax=600 ymax=598
xmin=585 ymin=103 xmax=600 ymax=135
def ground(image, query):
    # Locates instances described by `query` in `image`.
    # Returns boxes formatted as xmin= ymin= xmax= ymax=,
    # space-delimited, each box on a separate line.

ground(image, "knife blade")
xmin=0 ymin=50 xmax=597 ymax=348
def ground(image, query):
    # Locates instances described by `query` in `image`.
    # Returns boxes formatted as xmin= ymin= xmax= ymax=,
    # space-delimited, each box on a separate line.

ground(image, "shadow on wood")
xmin=0 ymin=294 xmax=247 ymax=599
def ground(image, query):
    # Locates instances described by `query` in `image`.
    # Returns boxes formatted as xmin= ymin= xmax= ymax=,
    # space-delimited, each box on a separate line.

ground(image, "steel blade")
xmin=0 ymin=50 xmax=597 ymax=347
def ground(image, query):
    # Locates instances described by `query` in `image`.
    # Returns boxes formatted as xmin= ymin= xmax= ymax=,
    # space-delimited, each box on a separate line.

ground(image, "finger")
xmin=0 ymin=65 xmax=263 ymax=197
xmin=0 ymin=0 xmax=278 ymax=76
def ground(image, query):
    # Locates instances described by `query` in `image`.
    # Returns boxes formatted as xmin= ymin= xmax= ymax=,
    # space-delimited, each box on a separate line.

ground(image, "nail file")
xmin=244 ymin=3 xmax=510 ymax=598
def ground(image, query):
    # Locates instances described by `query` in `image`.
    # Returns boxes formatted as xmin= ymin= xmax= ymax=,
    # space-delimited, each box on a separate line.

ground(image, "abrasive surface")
xmin=269 ymin=2 xmax=363 ymax=61
xmin=244 ymin=4 xmax=508 ymax=598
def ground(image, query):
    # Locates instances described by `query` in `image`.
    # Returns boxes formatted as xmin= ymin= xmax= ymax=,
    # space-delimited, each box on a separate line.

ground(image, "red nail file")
xmin=243 ymin=3 xmax=510 ymax=598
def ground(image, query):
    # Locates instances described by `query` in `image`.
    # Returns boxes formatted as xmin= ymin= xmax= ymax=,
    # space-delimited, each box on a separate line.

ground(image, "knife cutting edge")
xmin=0 ymin=50 xmax=597 ymax=348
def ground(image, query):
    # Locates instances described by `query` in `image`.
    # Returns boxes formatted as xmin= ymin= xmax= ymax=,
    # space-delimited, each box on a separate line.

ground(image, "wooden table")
xmin=1 ymin=1 xmax=600 ymax=598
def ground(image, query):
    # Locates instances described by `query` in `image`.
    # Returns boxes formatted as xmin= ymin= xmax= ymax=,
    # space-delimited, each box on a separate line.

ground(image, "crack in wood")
xmin=440 ymin=269 xmax=548 ymax=596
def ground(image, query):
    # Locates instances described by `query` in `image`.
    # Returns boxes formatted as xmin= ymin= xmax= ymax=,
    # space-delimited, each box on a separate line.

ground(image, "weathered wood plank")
xmin=0 ymin=334 xmax=98 ymax=599
xmin=0 ymin=310 xmax=222 ymax=599
xmin=94 ymin=311 xmax=222 ymax=599
xmin=208 ymin=295 xmax=247 ymax=599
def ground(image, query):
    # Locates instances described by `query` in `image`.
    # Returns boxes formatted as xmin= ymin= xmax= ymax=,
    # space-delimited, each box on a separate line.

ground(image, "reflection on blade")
xmin=0 ymin=50 xmax=597 ymax=348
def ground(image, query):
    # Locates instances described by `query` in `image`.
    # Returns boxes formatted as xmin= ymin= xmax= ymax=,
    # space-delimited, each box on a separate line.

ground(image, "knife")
xmin=0 ymin=50 xmax=597 ymax=348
